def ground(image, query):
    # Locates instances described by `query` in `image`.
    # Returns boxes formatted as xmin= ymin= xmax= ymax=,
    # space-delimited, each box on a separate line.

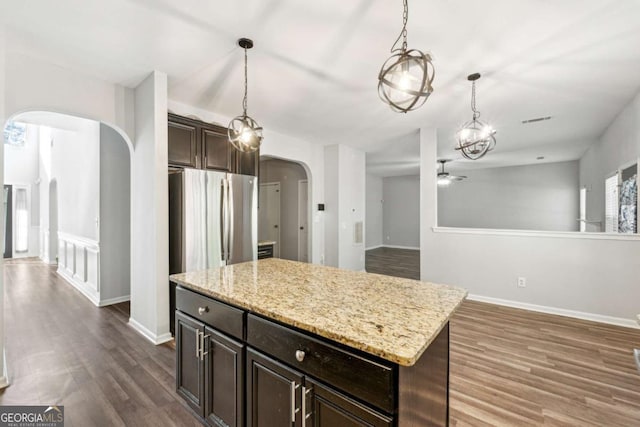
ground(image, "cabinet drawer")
xmin=176 ymin=286 xmax=245 ymax=340
xmin=247 ymin=314 xmax=395 ymax=413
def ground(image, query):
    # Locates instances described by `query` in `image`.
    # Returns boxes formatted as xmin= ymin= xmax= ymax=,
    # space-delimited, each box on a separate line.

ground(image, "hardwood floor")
xmin=3 ymin=258 xmax=640 ymax=426
xmin=366 ymin=248 xmax=640 ymax=426
xmin=451 ymin=301 xmax=640 ymax=426
xmin=0 ymin=259 xmax=200 ymax=426
xmin=365 ymin=247 xmax=420 ymax=280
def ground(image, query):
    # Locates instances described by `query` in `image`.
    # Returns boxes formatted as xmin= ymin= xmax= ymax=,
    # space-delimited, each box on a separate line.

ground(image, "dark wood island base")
xmin=174 ymin=284 xmax=451 ymax=427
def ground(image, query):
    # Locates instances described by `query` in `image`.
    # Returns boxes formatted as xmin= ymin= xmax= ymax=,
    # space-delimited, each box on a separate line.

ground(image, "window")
xmin=579 ymin=187 xmax=587 ymax=232
xmin=14 ymin=188 xmax=28 ymax=253
xmin=605 ymin=174 xmax=619 ymax=233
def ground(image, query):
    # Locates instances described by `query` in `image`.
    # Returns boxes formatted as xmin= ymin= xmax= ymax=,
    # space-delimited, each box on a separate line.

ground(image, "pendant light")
xmin=456 ymin=73 xmax=496 ymax=160
xmin=228 ymin=38 xmax=263 ymax=153
xmin=378 ymin=0 xmax=435 ymax=113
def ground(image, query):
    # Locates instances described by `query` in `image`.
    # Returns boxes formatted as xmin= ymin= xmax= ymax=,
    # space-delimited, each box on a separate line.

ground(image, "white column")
xmin=419 ymin=128 xmax=438 ymax=282
xmin=129 ymin=71 xmax=171 ymax=344
xmin=0 ymin=25 xmax=8 ymax=388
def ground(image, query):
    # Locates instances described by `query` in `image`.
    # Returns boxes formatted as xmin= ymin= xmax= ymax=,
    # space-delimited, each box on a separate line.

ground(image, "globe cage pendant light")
xmin=228 ymin=38 xmax=263 ymax=153
xmin=456 ymin=73 xmax=496 ymax=160
xmin=378 ymin=0 xmax=435 ymax=113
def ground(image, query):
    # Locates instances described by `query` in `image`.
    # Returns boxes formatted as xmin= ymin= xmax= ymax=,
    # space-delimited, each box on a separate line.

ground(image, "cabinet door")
xmin=168 ymin=116 xmax=199 ymax=168
xmin=202 ymin=126 xmax=233 ymax=172
xmin=204 ymin=327 xmax=244 ymax=427
xmin=307 ymin=379 xmax=393 ymax=427
xmin=247 ymin=348 xmax=303 ymax=427
xmin=234 ymin=149 xmax=259 ymax=176
xmin=176 ymin=311 xmax=206 ymax=417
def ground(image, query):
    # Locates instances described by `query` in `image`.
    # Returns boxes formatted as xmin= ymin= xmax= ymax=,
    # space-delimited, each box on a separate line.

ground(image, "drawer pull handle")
xmin=198 ymin=306 xmax=209 ymax=315
xmin=295 ymin=350 xmax=306 ymax=362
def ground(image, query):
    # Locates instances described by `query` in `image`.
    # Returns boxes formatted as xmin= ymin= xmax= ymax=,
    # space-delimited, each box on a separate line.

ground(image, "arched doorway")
xmin=259 ymin=156 xmax=312 ymax=262
xmin=3 ymin=111 xmax=132 ymax=307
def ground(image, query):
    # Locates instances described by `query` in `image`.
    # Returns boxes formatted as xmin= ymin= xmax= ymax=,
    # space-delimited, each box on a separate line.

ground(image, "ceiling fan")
xmin=437 ymin=159 xmax=467 ymax=186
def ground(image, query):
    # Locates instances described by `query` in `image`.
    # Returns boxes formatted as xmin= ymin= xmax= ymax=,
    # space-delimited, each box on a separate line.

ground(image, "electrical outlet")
xmin=517 ymin=277 xmax=526 ymax=288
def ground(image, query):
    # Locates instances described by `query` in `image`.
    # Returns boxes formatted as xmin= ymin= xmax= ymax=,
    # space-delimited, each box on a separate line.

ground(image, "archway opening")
xmin=3 ymin=111 xmax=132 ymax=307
xmin=259 ymin=156 xmax=312 ymax=262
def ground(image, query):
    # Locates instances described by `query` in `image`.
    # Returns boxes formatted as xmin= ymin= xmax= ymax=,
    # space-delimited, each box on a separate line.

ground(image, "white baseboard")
xmin=0 ymin=349 xmax=9 ymax=389
xmin=467 ymin=294 xmax=640 ymax=330
xmin=57 ymin=268 xmax=100 ymax=306
xmin=365 ymin=244 xmax=420 ymax=251
xmin=98 ymin=295 xmax=130 ymax=307
xmin=381 ymin=244 xmax=420 ymax=250
xmin=128 ymin=318 xmax=173 ymax=345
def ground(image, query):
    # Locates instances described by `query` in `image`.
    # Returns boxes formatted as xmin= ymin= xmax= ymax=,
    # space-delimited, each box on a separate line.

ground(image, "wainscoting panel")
xmin=57 ymin=232 xmax=100 ymax=306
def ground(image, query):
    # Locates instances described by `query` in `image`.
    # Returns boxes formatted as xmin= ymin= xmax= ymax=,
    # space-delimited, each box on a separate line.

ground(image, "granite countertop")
xmin=257 ymin=240 xmax=277 ymax=247
xmin=170 ymin=258 xmax=467 ymax=366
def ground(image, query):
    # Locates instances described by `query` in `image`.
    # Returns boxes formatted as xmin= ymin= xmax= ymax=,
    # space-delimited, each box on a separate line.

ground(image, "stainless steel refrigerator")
xmin=169 ymin=168 xmax=257 ymax=333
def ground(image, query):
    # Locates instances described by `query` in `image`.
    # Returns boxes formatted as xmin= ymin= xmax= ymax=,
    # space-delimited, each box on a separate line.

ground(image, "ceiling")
xmin=2 ymin=0 xmax=640 ymax=175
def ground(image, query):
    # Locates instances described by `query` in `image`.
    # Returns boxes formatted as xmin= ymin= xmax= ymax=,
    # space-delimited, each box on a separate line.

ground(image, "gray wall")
xmin=420 ymin=117 xmax=640 ymax=323
xmin=580 ymin=92 xmax=640 ymax=232
xmin=50 ymin=121 xmax=100 ymax=240
xmin=438 ymin=161 xmax=580 ymax=232
xmin=382 ymin=175 xmax=420 ymax=248
xmin=365 ymin=174 xmax=383 ymax=249
xmin=99 ymin=124 xmax=130 ymax=300
xmin=260 ymin=157 xmax=308 ymax=261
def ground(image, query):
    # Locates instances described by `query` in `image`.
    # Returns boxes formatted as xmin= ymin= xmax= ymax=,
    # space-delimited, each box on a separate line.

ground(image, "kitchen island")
xmin=170 ymin=258 xmax=467 ymax=427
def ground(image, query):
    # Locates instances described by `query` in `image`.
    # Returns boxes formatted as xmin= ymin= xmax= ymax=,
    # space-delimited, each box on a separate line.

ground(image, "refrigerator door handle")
xmin=228 ymin=177 xmax=235 ymax=264
xmin=221 ymin=178 xmax=229 ymax=264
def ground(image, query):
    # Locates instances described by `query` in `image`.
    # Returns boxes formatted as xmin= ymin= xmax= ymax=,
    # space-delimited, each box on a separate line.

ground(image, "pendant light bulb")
xmin=378 ymin=0 xmax=435 ymax=113
xmin=228 ymin=38 xmax=263 ymax=153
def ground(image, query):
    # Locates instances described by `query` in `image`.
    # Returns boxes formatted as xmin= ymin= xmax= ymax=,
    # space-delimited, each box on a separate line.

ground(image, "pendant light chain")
xmin=242 ymin=47 xmax=248 ymax=117
xmin=391 ymin=0 xmax=409 ymax=53
xmin=471 ymin=80 xmax=480 ymax=120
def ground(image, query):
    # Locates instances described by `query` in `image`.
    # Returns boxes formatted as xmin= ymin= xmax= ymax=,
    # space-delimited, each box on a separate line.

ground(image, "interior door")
xmin=298 ymin=180 xmax=308 ymax=262
xmin=258 ymin=183 xmax=280 ymax=258
xmin=3 ymin=185 xmax=12 ymax=259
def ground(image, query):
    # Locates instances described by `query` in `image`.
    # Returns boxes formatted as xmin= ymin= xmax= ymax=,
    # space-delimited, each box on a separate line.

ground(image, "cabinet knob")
xmin=295 ymin=350 xmax=306 ymax=362
xmin=198 ymin=306 xmax=208 ymax=315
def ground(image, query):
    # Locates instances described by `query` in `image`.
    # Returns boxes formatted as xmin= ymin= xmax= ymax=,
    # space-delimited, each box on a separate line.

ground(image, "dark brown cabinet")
xmin=168 ymin=117 xmax=198 ymax=168
xmin=168 ymin=113 xmax=258 ymax=176
xmin=245 ymin=349 xmax=391 ymax=427
xmin=175 ymin=311 xmax=206 ymax=417
xmin=205 ymin=327 xmax=244 ymax=427
xmin=247 ymin=348 xmax=304 ymax=427
xmin=309 ymin=379 xmax=393 ymax=427
xmin=202 ymin=127 xmax=233 ymax=172
xmin=174 ymin=285 xmax=450 ymax=427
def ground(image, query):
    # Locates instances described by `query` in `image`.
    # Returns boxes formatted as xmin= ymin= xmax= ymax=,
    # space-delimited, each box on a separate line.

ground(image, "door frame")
xmin=259 ymin=182 xmax=281 ymax=258
xmin=297 ymin=180 xmax=309 ymax=262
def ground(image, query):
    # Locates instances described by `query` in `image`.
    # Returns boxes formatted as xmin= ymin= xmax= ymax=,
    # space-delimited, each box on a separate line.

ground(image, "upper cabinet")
xmin=168 ymin=115 xmax=198 ymax=169
xmin=168 ymin=113 xmax=258 ymax=176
